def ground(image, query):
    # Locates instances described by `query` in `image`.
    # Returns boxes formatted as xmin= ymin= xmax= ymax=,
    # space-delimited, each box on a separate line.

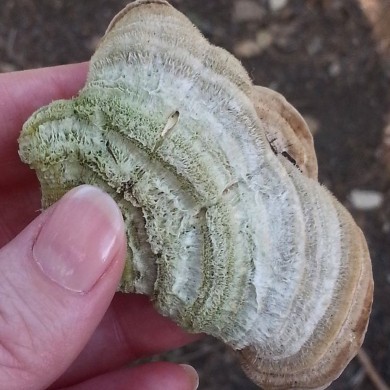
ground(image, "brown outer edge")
xmin=237 ymin=205 xmax=373 ymax=390
xmin=106 ymin=0 xmax=171 ymax=34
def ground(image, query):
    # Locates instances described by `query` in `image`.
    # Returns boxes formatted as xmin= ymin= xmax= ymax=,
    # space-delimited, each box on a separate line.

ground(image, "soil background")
xmin=1 ymin=0 xmax=389 ymax=389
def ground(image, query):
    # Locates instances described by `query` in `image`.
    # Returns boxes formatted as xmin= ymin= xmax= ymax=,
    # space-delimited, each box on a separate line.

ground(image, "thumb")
xmin=0 ymin=185 xmax=126 ymax=390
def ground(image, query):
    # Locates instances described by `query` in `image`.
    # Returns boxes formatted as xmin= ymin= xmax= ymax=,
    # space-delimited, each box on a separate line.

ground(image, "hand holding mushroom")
xmin=17 ymin=1 xmax=373 ymax=389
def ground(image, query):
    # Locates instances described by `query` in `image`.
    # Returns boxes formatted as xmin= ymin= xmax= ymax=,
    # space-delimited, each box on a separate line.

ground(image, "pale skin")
xmin=0 ymin=63 xmax=199 ymax=390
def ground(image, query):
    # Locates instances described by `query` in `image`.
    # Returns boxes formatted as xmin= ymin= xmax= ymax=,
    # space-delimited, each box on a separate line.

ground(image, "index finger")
xmin=0 ymin=63 xmax=88 ymax=184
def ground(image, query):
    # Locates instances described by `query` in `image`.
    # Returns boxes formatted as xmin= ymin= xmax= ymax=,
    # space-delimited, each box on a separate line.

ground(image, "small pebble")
xmin=233 ymin=40 xmax=262 ymax=58
xmin=307 ymin=36 xmax=323 ymax=56
xmin=233 ymin=30 xmax=273 ymax=58
xmin=349 ymin=189 xmax=384 ymax=211
xmin=269 ymin=0 xmax=288 ymax=12
xmin=256 ymin=30 xmax=273 ymax=50
xmin=232 ymin=0 xmax=266 ymax=23
xmin=328 ymin=61 xmax=341 ymax=77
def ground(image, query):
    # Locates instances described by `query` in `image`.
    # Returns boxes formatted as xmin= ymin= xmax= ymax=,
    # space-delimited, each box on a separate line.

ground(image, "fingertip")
xmin=179 ymin=364 xmax=199 ymax=390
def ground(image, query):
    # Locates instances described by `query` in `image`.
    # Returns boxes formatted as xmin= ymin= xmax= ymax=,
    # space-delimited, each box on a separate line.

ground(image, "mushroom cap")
xmin=18 ymin=1 xmax=373 ymax=389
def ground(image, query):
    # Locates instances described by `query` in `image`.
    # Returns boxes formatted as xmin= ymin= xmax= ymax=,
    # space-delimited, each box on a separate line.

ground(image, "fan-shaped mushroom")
xmin=18 ymin=1 xmax=373 ymax=389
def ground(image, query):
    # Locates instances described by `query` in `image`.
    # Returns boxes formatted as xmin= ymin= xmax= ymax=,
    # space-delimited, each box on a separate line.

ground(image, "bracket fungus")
xmin=18 ymin=1 xmax=373 ymax=389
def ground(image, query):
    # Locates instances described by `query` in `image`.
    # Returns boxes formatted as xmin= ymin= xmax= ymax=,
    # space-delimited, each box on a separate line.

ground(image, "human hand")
xmin=0 ymin=63 xmax=199 ymax=390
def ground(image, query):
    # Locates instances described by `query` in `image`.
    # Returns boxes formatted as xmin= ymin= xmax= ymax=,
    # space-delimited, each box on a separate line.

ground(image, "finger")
xmin=0 ymin=63 xmax=88 ymax=186
xmin=0 ymin=185 xmax=126 ymax=390
xmin=53 ymin=294 xmax=201 ymax=388
xmin=64 ymin=362 xmax=199 ymax=390
xmin=0 ymin=62 xmax=87 ymax=136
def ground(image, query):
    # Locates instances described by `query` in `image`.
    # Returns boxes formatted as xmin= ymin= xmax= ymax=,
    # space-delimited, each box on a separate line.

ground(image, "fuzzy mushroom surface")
xmin=18 ymin=1 xmax=373 ymax=389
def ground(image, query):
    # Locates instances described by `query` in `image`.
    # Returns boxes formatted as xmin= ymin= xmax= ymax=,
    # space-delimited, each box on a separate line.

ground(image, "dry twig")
xmin=357 ymin=348 xmax=390 ymax=390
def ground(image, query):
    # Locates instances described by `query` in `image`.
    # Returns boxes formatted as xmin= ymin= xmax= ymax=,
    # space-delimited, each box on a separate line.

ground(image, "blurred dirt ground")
xmin=1 ymin=0 xmax=390 ymax=389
